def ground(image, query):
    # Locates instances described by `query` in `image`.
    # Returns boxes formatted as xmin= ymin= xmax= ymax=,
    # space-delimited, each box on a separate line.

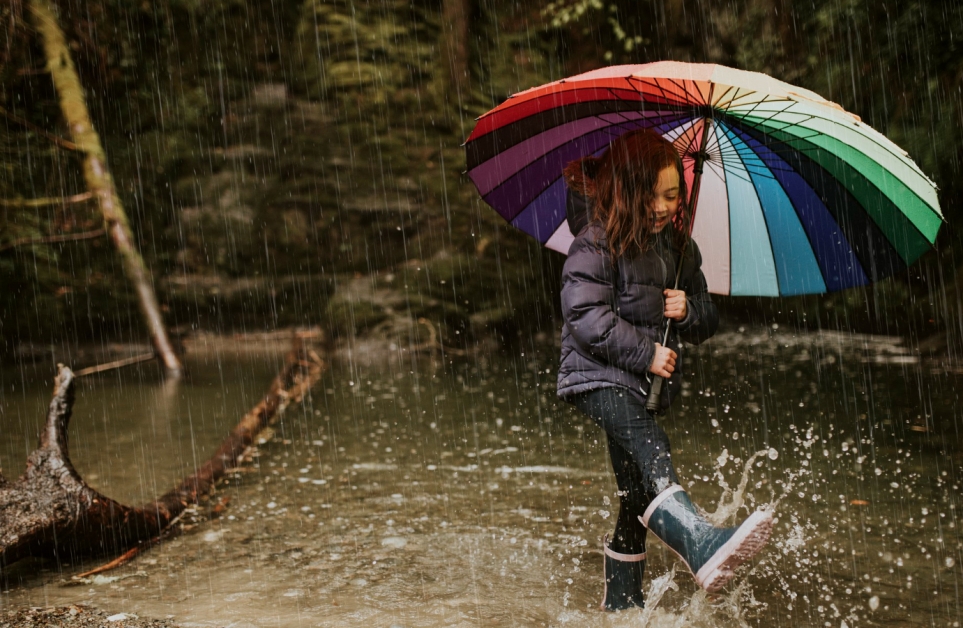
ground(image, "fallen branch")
xmin=0 ymin=227 xmax=105 ymax=253
xmin=0 ymin=338 xmax=325 ymax=569
xmin=73 ymin=352 xmax=155 ymax=377
xmin=72 ymin=542 xmax=147 ymax=579
xmin=0 ymin=192 xmax=94 ymax=208
xmin=0 ymin=105 xmax=79 ymax=151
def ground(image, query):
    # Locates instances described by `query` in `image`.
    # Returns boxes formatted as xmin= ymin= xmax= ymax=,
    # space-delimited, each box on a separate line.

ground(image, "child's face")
xmin=647 ymin=165 xmax=681 ymax=233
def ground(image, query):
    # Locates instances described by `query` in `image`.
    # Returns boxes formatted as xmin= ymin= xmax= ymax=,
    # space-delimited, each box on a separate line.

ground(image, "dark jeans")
xmin=571 ymin=386 xmax=680 ymax=555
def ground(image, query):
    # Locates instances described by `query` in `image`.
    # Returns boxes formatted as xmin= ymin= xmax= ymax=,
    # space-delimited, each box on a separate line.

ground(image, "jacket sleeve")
xmin=560 ymin=242 xmax=656 ymax=376
xmin=674 ymin=240 xmax=719 ymax=345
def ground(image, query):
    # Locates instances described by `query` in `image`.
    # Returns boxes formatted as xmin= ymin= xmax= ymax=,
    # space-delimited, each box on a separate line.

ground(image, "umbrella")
xmin=464 ymin=62 xmax=943 ymax=297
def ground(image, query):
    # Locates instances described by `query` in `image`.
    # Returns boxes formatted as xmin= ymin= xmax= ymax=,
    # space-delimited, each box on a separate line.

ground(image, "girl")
xmin=557 ymin=129 xmax=772 ymax=611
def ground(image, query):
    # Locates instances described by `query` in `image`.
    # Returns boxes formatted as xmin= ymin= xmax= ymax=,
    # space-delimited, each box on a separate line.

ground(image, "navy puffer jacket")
xmin=557 ymin=221 xmax=719 ymax=411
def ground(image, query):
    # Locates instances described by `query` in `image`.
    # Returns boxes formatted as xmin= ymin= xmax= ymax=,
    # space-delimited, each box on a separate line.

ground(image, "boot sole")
xmin=694 ymin=510 xmax=773 ymax=593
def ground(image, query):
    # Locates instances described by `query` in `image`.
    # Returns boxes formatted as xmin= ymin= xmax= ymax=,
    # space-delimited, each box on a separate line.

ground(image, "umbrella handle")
xmin=645 ymin=375 xmax=664 ymax=412
xmin=645 ymin=319 xmax=675 ymax=413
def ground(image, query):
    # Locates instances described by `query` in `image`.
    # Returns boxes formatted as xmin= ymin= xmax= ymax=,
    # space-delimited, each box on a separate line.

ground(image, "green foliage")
xmin=543 ymin=0 xmax=648 ymax=60
xmin=296 ymin=0 xmax=439 ymax=106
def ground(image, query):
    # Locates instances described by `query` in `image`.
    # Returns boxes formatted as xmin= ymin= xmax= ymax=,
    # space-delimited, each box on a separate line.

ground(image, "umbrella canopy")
xmin=465 ymin=62 xmax=943 ymax=296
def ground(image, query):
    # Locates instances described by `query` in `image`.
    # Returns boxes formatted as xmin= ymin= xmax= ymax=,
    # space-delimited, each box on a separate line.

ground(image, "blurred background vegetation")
xmin=1 ymin=0 xmax=961 ymax=357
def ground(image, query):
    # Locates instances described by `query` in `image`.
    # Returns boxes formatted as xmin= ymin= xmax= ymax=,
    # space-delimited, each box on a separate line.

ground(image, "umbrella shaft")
xmin=652 ymin=117 xmax=714 ymax=403
xmin=675 ymin=116 xmax=713 ymax=291
xmin=664 ymin=117 xmax=713 ymax=330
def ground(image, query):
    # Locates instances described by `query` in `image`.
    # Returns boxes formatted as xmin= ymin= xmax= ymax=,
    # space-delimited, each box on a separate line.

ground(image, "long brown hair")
xmin=564 ymin=128 xmax=688 ymax=259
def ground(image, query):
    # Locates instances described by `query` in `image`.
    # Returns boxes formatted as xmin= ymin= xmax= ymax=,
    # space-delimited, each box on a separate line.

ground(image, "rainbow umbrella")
xmin=465 ymin=62 xmax=943 ymax=296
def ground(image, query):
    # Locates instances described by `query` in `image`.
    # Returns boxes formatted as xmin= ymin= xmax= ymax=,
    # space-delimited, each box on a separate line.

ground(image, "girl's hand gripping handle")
xmin=645 ymin=344 xmax=676 ymax=412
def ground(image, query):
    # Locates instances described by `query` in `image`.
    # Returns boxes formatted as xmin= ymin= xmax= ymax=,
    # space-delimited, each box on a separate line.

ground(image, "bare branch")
xmin=0 ymin=192 xmax=93 ymax=207
xmin=74 ymin=352 xmax=156 ymax=377
xmin=0 ymin=105 xmax=79 ymax=151
xmin=0 ymin=227 xmax=105 ymax=253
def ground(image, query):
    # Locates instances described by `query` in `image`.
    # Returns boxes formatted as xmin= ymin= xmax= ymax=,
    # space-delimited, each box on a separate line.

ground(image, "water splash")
xmin=705 ymin=448 xmax=775 ymax=526
xmin=638 ymin=448 xmax=805 ymax=626
xmin=638 ymin=565 xmax=679 ymax=625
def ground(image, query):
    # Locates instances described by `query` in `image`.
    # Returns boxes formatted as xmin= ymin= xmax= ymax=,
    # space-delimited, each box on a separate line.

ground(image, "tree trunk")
xmin=440 ymin=0 xmax=471 ymax=99
xmin=28 ymin=0 xmax=183 ymax=378
xmin=0 ymin=339 xmax=325 ymax=567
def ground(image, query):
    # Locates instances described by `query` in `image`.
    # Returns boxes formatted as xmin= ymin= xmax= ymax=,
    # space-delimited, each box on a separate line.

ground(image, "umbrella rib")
xmin=668 ymin=78 xmax=704 ymax=107
xmin=760 ymin=103 xmax=910 ymax=167
xmin=716 ymin=107 xmax=830 ymax=162
xmin=724 ymin=97 xmax=812 ymax=134
xmin=730 ymin=110 xmax=943 ymax=225
xmin=600 ymin=86 xmax=677 ymax=124
xmin=725 ymin=118 xmax=931 ymax=274
xmin=718 ymin=87 xmax=772 ymax=111
xmin=716 ymin=122 xmax=783 ymax=294
xmin=744 ymin=105 xmax=940 ymax=204
xmin=703 ymin=153 xmax=729 ymax=181
xmin=709 ymin=87 xmax=780 ymax=176
xmin=628 ymin=76 xmax=696 ymax=108
xmin=677 ymin=121 xmax=704 ymax=164
xmin=600 ymin=105 xmax=640 ymax=128
xmin=491 ymin=77 xmax=936 ymax=201
xmin=726 ymin=98 xmax=936 ymax=193
xmin=472 ymin=109 xmax=694 ymax=192
xmin=477 ymin=110 xmax=692 ymax=204
xmin=470 ymin=83 xmax=668 ymax=138
xmin=725 ymin=121 xmax=844 ymax=290
xmin=704 ymin=107 xmax=772 ymax=181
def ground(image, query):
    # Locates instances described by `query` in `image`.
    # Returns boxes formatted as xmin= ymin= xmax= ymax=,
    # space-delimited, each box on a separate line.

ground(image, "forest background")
xmin=1 ymin=0 xmax=961 ymax=358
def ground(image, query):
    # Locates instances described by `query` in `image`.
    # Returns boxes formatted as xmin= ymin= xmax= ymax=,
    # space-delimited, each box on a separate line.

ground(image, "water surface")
xmin=1 ymin=327 xmax=961 ymax=627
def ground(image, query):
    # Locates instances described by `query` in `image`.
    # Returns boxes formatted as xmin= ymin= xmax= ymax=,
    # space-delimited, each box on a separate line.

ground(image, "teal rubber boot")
xmin=601 ymin=536 xmax=646 ymax=611
xmin=640 ymin=486 xmax=772 ymax=592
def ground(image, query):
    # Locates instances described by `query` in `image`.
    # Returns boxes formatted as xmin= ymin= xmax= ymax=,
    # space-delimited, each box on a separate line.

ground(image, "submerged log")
xmin=0 ymin=340 xmax=325 ymax=569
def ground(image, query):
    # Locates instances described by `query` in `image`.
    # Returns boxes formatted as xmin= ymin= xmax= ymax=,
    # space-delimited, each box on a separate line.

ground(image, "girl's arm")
xmin=675 ymin=241 xmax=719 ymax=345
xmin=561 ymin=239 xmax=656 ymax=375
